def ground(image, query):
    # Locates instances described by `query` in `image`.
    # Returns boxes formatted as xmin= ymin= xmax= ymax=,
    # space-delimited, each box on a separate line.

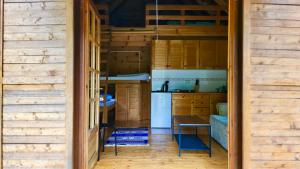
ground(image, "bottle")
xmin=194 ymin=79 xmax=200 ymax=92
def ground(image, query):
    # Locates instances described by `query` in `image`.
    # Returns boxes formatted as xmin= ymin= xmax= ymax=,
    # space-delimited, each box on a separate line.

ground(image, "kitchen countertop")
xmin=152 ymin=91 xmax=227 ymax=94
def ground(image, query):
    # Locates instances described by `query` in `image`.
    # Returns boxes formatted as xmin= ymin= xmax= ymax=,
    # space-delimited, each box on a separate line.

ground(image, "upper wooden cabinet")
xmin=183 ymin=40 xmax=199 ymax=69
xmin=152 ymin=40 xmax=168 ymax=69
xmin=152 ymin=39 xmax=227 ymax=70
xmin=168 ymin=40 xmax=183 ymax=69
xmin=199 ymin=40 xmax=217 ymax=69
xmin=216 ymin=40 xmax=228 ymax=69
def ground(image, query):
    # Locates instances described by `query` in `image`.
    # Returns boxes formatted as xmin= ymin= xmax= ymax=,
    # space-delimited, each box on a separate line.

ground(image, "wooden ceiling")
xmin=95 ymin=0 xmax=228 ymax=27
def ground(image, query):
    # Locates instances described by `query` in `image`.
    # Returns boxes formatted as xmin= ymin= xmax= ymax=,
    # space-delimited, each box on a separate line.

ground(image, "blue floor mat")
xmin=105 ymin=128 xmax=149 ymax=147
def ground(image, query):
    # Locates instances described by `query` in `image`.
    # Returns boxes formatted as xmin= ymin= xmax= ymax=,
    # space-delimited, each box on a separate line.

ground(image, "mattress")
xmin=100 ymin=99 xmax=116 ymax=107
xmin=100 ymin=73 xmax=150 ymax=81
xmin=210 ymin=115 xmax=228 ymax=150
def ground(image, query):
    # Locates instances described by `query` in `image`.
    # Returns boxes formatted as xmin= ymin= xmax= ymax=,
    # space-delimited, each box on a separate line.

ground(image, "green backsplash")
xmin=151 ymin=69 xmax=227 ymax=92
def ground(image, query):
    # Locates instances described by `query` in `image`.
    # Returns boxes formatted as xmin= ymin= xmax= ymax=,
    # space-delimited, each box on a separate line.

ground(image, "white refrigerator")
xmin=151 ymin=92 xmax=172 ymax=128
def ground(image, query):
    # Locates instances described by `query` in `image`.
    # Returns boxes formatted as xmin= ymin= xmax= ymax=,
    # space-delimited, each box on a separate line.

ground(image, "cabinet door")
xmin=183 ymin=40 xmax=199 ymax=69
xmin=128 ymin=84 xmax=141 ymax=121
xmin=199 ymin=40 xmax=217 ymax=69
xmin=172 ymin=98 xmax=193 ymax=116
xmin=193 ymin=94 xmax=210 ymax=108
xmin=116 ymin=84 xmax=128 ymax=121
xmin=168 ymin=40 xmax=183 ymax=69
xmin=216 ymin=40 xmax=228 ymax=69
xmin=192 ymin=107 xmax=210 ymax=122
xmin=152 ymin=40 xmax=168 ymax=69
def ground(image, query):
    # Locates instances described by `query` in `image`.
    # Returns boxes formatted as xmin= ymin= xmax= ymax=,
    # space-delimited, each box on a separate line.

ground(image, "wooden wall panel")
xmin=244 ymin=0 xmax=300 ymax=168
xmin=107 ymin=32 xmax=152 ymax=75
xmin=2 ymin=0 xmax=68 ymax=168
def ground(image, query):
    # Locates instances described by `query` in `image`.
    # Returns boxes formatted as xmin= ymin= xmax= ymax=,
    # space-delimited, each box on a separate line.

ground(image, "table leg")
xmin=208 ymin=126 xmax=211 ymax=157
xmin=178 ymin=127 xmax=181 ymax=157
xmin=172 ymin=116 xmax=174 ymax=140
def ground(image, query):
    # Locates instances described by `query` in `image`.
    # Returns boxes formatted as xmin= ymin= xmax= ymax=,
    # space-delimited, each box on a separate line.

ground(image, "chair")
xmin=98 ymin=108 xmax=117 ymax=160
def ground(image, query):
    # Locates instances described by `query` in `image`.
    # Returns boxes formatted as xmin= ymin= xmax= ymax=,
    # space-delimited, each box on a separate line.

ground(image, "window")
xmin=87 ymin=5 xmax=101 ymax=129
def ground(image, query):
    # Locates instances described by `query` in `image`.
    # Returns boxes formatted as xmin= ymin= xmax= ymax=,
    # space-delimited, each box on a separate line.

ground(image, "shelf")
xmin=174 ymin=134 xmax=209 ymax=151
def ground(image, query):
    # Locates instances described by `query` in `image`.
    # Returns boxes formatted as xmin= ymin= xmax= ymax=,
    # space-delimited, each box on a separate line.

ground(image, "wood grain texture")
xmin=244 ymin=0 xmax=300 ymax=168
xmin=95 ymin=134 xmax=227 ymax=169
xmin=2 ymin=0 xmax=68 ymax=168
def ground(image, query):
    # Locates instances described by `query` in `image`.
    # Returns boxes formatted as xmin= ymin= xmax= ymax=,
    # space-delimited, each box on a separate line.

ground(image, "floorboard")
xmin=95 ymin=134 xmax=228 ymax=169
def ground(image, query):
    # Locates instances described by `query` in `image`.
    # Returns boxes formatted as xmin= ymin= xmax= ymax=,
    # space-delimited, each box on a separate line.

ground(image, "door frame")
xmin=228 ymin=0 xmax=243 ymax=168
xmin=73 ymin=0 xmax=88 ymax=168
xmin=0 ymin=0 xmax=3 ymax=168
xmin=73 ymin=0 xmax=244 ymax=168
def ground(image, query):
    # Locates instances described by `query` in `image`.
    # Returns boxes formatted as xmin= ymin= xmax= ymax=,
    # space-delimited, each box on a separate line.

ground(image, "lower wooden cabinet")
xmin=172 ymin=93 xmax=227 ymax=122
xmin=116 ymin=82 xmax=150 ymax=122
xmin=172 ymin=93 xmax=193 ymax=116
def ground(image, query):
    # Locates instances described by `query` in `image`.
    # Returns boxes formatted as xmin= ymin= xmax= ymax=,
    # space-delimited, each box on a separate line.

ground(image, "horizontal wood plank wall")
xmin=2 ymin=0 xmax=67 ymax=168
xmin=245 ymin=0 xmax=300 ymax=168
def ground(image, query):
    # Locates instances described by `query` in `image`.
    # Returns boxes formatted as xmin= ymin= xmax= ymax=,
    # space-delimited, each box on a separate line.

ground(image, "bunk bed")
xmin=100 ymin=73 xmax=150 ymax=81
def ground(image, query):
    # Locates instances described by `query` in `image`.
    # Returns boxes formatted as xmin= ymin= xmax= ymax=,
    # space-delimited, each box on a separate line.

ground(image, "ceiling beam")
xmin=110 ymin=0 xmax=127 ymax=14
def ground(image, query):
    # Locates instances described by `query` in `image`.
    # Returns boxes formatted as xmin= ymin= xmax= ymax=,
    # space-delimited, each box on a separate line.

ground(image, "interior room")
xmin=90 ymin=0 xmax=230 ymax=168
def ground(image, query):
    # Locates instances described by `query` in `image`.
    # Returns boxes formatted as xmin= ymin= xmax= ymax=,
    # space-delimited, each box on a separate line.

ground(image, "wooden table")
xmin=172 ymin=115 xmax=211 ymax=157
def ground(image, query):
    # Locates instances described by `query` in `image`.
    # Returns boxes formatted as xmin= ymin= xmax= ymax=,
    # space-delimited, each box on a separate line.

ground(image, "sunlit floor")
xmin=95 ymin=134 xmax=228 ymax=169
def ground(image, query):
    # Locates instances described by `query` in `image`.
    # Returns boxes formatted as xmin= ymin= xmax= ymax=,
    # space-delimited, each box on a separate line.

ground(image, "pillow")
xmin=100 ymin=94 xmax=113 ymax=102
xmin=216 ymin=103 xmax=228 ymax=116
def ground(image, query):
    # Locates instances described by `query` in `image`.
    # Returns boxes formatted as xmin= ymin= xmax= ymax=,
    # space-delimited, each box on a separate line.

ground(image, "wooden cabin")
xmin=0 ymin=0 xmax=299 ymax=169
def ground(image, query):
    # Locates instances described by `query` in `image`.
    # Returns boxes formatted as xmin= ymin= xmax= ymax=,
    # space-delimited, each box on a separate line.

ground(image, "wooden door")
xmin=199 ymin=40 xmax=217 ymax=69
xmin=128 ymin=84 xmax=141 ymax=121
xmin=168 ymin=40 xmax=183 ymax=69
xmin=116 ymin=84 xmax=128 ymax=121
xmin=86 ymin=2 xmax=101 ymax=168
xmin=216 ymin=40 xmax=228 ymax=69
xmin=141 ymin=82 xmax=151 ymax=120
xmin=152 ymin=40 xmax=168 ymax=69
xmin=183 ymin=40 xmax=199 ymax=69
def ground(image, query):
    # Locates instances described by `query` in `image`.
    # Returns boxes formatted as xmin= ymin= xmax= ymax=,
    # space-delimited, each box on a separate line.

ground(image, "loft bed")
xmin=145 ymin=4 xmax=228 ymax=36
xmin=100 ymin=73 xmax=150 ymax=81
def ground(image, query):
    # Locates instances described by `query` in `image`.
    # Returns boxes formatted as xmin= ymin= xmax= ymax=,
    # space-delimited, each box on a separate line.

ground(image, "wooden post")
xmin=228 ymin=0 xmax=243 ymax=168
xmin=0 ymin=0 xmax=3 ymax=168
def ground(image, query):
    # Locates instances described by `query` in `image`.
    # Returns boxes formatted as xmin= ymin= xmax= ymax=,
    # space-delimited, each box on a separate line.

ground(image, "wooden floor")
xmin=95 ymin=134 xmax=228 ymax=169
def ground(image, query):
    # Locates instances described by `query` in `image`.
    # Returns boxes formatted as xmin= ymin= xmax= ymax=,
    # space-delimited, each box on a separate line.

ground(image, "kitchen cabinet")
xmin=168 ymin=40 xmax=183 ymax=69
xmin=183 ymin=40 xmax=199 ymax=69
xmin=152 ymin=40 xmax=227 ymax=70
xmin=199 ymin=40 xmax=217 ymax=69
xmin=116 ymin=83 xmax=144 ymax=122
xmin=172 ymin=93 xmax=227 ymax=121
xmin=152 ymin=40 xmax=168 ymax=69
xmin=216 ymin=40 xmax=228 ymax=69
xmin=172 ymin=93 xmax=193 ymax=116
xmin=192 ymin=94 xmax=210 ymax=121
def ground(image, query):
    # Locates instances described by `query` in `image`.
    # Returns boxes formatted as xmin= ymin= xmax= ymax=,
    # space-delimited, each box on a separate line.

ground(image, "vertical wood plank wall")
xmin=244 ymin=0 xmax=300 ymax=168
xmin=2 ymin=0 xmax=69 ymax=168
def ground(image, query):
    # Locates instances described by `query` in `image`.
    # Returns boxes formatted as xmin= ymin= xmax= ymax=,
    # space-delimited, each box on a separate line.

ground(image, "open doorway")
xmin=73 ymin=0 xmax=242 ymax=168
